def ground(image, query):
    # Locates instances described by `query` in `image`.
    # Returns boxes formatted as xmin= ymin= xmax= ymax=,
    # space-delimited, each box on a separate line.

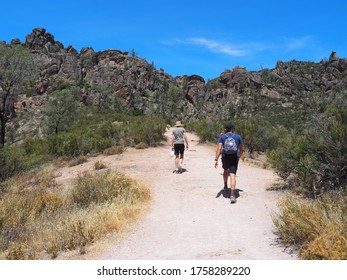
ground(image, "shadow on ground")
xmin=215 ymin=188 xmax=243 ymax=199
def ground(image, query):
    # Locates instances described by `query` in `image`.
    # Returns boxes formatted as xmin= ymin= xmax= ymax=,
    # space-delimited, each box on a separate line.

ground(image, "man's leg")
xmin=223 ymin=169 xmax=229 ymax=189
xmin=229 ymin=159 xmax=238 ymax=203
xmin=229 ymin=172 xmax=237 ymax=203
xmin=230 ymin=173 xmax=236 ymax=196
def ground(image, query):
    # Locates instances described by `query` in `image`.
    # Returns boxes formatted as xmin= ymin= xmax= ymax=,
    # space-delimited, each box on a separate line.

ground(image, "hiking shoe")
xmin=230 ymin=195 xmax=236 ymax=204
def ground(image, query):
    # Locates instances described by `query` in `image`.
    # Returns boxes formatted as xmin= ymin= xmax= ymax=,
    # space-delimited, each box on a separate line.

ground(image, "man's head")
xmin=225 ymin=123 xmax=235 ymax=132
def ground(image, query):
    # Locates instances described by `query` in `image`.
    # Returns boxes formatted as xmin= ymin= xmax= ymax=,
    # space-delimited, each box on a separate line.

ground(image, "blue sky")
xmin=1 ymin=0 xmax=346 ymax=80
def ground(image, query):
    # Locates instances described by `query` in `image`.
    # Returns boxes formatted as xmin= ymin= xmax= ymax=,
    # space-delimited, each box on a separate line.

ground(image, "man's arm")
xmin=214 ymin=143 xmax=223 ymax=168
xmin=238 ymin=143 xmax=244 ymax=159
xmin=184 ymin=132 xmax=189 ymax=150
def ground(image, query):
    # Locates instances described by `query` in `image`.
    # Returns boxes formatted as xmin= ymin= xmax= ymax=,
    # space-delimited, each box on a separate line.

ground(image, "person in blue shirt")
xmin=214 ymin=124 xmax=244 ymax=203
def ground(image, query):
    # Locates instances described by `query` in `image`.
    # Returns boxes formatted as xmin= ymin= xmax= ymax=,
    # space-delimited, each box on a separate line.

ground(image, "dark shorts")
xmin=174 ymin=143 xmax=185 ymax=157
xmin=221 ymin=155 xmax=239 ymax=174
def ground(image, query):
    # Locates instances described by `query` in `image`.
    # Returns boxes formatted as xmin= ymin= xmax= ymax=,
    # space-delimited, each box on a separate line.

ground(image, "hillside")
xmin=2 ymin=28 xmax=347 ymax=143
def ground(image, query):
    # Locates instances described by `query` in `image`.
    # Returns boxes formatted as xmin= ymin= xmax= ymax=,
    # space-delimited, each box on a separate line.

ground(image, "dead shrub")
xmin=94 ymin=160 xmax=107 ymax=170
xmin=103 ymin=146 xmax=125 ymax=155
xmin=135 ymin=142 xmax=149 ymax=149
xmin=273 ymin=193 xmax=347 ymax=259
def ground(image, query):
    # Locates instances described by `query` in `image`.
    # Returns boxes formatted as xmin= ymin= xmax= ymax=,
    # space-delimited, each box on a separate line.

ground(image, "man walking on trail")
xmin=171 ymin=121 xmax=189 ymax=174
xmin=214 ymin=124 xmax=244 ymax=203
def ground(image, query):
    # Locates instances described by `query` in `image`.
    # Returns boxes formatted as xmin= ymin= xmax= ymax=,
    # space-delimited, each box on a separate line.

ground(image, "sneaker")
xmin=230 ymin=195 xmax=236 ymax=204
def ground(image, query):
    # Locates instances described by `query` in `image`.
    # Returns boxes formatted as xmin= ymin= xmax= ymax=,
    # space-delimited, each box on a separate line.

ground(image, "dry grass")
xmin=273 ymin=193 xmax=347 ymax=259
xmin=94 ymin=160 xmax=107 ymax=170
xmin=0 ymin=168 xmax=151 ymax=259
xmin=103 ymin=146 xmax=125 ymax=156
xmin=68 ymin=156 xmax=88 ymax=167
xmin=135 ymin=142 xmax=149 ymax=149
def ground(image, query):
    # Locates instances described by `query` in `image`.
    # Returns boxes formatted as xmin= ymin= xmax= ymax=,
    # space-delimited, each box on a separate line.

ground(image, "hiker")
xmin=214 ymin=123 xmax=244 ymax=203
xmin=171 ymin=121 xmax=189 ymax=173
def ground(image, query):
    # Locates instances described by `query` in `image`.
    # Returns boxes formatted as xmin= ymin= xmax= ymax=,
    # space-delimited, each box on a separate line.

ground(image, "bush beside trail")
xmin=273 ymin=193 xmax=347 ymax=260
xmin=0 ymin=112 xmax=166 ymax=184
xmin=0 ymin=169 xmax=150 ymax=259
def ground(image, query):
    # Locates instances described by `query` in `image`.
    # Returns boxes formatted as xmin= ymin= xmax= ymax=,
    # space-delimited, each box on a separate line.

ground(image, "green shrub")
xmin=90 ymin=134 xmax=112 ymax=152
xmin=234 ymin=117 xmax=283 ymax=154
xmin=0 ymin=138 xmax=52 ymax=179
xmin=187 ymin=117 xmax=283 ymax=154
xmin=0 ymin=146 xmax=26 ymax=182
xmin=268 ymin=106 xmax=347 ymax=196
xmin=187 ymin=120 xmax=220 ymax=143
xmin=127 ymin=115 xmax=166 ymax=146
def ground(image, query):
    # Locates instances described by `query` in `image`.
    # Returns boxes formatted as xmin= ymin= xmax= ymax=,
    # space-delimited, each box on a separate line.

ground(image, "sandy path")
xmin=56 ymin=129 xmax=296 ymax=260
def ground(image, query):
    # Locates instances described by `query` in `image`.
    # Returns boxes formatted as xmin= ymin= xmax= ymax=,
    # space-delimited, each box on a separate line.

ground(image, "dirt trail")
xmin=56 ymin=129 xmax=296 ymax=260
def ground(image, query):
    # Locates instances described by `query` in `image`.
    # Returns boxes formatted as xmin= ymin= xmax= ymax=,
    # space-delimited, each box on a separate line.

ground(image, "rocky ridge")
xmin=4 ymin=28 xmax=347 ymax=135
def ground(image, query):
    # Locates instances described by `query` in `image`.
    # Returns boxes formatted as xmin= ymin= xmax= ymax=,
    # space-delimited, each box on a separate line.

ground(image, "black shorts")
xmin=174 ymin=143 xmax=185 ymax=157
xmin=221 ymin=155 xmax=239 ymax=174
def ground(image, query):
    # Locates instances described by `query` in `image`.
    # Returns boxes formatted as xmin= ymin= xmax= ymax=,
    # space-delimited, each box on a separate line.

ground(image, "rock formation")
xmin=3 ymin=28 xmax=347 ymax=137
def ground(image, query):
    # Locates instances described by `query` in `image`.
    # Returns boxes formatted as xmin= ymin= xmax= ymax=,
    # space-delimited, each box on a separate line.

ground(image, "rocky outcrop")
xmin=14 ymin=28 xmax=174 ymax=112
xmin=220 ymin=66 xmax=250 ymax=90
xmin=4 ymin=28 xmax=347 ymax=133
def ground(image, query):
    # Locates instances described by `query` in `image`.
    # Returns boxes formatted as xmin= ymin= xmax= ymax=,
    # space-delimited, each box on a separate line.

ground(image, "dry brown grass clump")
xmin=135 ymin=142 xmax=149 ymax=149
xmin=102 ymin=146 xmax=125 ymax=156
xmin=94 ymin=160 xmax=107 ymax=170
xmin=0 ymin=168 xmax=150 ymax=259
xmin=273 ymin=193 xmax=347 ymax=259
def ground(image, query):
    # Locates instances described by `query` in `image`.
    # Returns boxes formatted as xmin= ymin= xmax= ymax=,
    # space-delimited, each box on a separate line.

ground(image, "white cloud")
xmin=162 ymin=35 xmax=314 ymax=59
xmin=188 ymin=38 xmax=246 ymax=57
xmin=162 ymin=37 xmax=247 ymax=57
xmin=285 ymin=36 xmax=313 ymax=51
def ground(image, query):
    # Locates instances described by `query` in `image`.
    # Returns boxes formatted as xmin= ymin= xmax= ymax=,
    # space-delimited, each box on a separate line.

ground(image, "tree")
xmin=0 ymin=44 xmax=36 ymax=147
xmin=41 ymin=88 xmax=80 ymax=135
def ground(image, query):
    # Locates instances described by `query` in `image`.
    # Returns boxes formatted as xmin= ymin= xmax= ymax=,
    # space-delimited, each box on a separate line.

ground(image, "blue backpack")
xmin=223 ymin=134 xmax=238 ymax=154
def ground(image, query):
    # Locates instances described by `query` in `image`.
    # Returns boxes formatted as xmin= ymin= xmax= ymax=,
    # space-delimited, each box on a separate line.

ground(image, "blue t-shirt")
xmin=218 ymin=132 xmax=243 ymax=158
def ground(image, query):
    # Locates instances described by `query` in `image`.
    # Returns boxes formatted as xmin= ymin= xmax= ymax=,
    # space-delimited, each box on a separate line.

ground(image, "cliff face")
xmin=6 ymin=28 xmax=347 ymax=129
xmin=20 ymin=28 xmax=174 ymax=109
